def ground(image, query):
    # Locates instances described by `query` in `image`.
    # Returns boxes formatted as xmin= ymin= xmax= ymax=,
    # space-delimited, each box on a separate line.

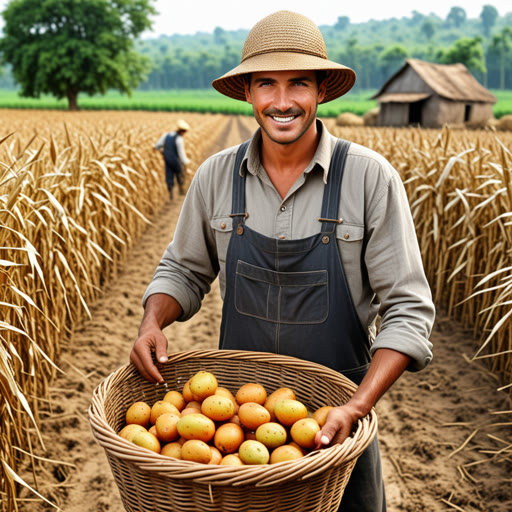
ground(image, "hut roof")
xmin=373 ymin=58 xmax=497 ymax=104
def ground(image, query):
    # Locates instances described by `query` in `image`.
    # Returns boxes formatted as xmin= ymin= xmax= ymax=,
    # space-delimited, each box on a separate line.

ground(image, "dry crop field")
xmin=1 ymin=110 xmax=511 ymax=511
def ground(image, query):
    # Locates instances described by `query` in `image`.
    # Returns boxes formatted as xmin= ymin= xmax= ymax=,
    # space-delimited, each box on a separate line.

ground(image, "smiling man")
xmin=130 ymin=10 xmax=434 ymax=511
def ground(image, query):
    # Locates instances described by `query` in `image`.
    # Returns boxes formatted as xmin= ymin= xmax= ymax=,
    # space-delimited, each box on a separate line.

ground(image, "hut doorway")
xmin=464 ymin=104 xmax=472 ymax=122
xmin=408 ymin=100 xmax=424 ymax=125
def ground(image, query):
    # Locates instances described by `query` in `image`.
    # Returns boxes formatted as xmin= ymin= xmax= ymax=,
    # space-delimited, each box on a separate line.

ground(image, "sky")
xmin=146 ymin=0 xmax=512 ymax=37
xmin=0 ymin=1 xmax=510 ymax=37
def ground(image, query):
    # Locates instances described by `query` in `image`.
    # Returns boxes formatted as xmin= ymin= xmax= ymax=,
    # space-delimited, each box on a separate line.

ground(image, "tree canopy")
xmin=0 ymin=0 xmax=156 ymax=109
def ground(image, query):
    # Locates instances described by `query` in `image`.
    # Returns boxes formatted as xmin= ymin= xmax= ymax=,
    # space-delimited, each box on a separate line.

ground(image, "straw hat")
xmin=176 ymin=119 xmax=190 ymax=132
xmin=212 ymin=10 xmax=356 ymax=104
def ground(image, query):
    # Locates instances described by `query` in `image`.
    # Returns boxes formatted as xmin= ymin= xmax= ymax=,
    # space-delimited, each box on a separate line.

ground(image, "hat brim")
xmin=212 ymin=52 xmax=356 ymax=104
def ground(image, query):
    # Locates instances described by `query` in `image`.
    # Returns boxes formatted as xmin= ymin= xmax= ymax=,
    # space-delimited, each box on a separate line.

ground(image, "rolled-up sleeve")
xmin=142 ymin=171 xmax=219 ymax=321
xmin=366 ymin=173 xmax=435 ymax=371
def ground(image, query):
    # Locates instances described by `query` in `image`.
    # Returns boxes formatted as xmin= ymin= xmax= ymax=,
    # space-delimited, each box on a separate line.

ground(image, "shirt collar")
xmin=241 ymin=120 xmax=334 ymax=184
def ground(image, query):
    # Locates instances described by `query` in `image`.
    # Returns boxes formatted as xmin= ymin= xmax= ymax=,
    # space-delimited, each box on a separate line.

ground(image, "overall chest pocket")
xmin=235 ymin=260 xmax=328 ymax=324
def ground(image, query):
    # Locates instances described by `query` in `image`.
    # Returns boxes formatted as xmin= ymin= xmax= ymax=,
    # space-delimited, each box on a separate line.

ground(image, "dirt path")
xmin=19 ymin=118 xmax=511 ymax=512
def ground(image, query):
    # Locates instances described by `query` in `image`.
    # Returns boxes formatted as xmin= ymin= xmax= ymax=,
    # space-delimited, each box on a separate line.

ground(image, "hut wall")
xmin=421 ymin=97 xmax=467 ymax=127
xmin=468 ymin=103 xmax=494 ymax=124
xmin=378 ymin=103 xmax=409 ymax=126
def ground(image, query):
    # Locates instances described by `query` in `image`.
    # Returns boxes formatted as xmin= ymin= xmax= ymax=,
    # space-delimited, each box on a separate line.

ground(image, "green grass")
xmin=0 ymin=88 xmax=510 ymax=118
xmin=0 ymin=88 xmax=377 ymax=116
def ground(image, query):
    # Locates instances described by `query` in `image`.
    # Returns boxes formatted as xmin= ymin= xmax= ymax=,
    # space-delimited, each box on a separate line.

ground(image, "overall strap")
xmin=230 ymin=141 xmax=251 ymax=227
xmin=319 ymin=139 xmax=351 ymax=233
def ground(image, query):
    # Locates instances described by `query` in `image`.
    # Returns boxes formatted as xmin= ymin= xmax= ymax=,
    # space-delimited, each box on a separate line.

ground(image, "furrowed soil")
xmin=17 ymin=116 xmax=511 ymax=512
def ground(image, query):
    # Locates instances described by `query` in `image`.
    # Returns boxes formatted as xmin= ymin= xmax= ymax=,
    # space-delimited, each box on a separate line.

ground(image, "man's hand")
xmin=314 ymin=349 xmax=412 ymax=449
xmin=130 ymin=293 xmax=183 ymax=384
xmin=130 ymin=326 xmax=169 ymax=384
xmin=314 ymin=403 xmax=363 ymax=449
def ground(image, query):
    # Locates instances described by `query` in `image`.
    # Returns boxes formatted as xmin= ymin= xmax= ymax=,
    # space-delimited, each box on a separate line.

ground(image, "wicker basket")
xmin=89 ymin=350 xmax=377 ymax=512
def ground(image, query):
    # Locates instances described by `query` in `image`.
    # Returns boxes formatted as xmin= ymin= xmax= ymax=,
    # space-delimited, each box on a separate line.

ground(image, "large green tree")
xmin=0 ymin=0 xmax=156 ymax=110
xmin=437 ymin=37 xmax=487 ymax=76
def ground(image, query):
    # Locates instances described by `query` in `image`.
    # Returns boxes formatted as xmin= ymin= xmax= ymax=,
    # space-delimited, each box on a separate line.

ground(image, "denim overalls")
xmin=219 ymin=139 xmax=385 ymax=511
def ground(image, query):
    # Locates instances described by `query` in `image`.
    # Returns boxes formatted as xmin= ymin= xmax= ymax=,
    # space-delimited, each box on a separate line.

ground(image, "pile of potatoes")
xmin=119 ymin=370 xmax=334 ymax=465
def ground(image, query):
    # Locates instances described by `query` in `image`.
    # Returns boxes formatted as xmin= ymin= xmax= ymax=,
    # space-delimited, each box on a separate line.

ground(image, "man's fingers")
xmin=155 ymin=339 xmax=169 ymax=364
xmin=130 ymin=345 xmax=164 ymax=384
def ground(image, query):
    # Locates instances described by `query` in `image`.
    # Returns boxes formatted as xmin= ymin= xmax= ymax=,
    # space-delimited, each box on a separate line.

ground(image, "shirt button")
xmin=344 ymin=233 xmax=350 ymax=239
xmin=280 ymin=205 xmax=286 ymax=212
xmin=279 ymin=235 xmax=285 ymax=239
xmin=220 ymin=223 xmax=226 ymax=229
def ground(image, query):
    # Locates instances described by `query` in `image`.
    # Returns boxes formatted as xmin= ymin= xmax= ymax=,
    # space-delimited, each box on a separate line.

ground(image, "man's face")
xmin=244 ymin=70 xmax=327 ymax=146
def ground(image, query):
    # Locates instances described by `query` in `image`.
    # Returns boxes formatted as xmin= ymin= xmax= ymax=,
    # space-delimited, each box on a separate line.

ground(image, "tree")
xmin=0 ymin=0 xmax=156 ymax=110
xmin=490 ymin=27 xmax=512 ymax=89
xmin=438 ymin=37 xmax=486 ymax=76
xmin=446 ymin=7 xmax=467 ymax=28
xmin=480 ymin=4 xmax=499 ymax=38
xmin=335 ymin=16 xmax=350 ymax=32
xmin=379 ymin=44 xmax=408 ymax=78
xmin=421 ymin=19 xmax=436 ymax=42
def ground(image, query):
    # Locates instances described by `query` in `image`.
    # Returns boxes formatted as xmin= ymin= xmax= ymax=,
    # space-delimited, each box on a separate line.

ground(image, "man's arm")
xmin=176 ymin=135 xmax=191 ymax=166
xmin=130 ymin=293 xmax=183 ymax=384
xmin=314 ymin=348 xmax=410 ymax=447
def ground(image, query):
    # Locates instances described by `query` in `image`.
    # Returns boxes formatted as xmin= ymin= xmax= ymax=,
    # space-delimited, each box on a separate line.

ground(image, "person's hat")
xmin=176 ymin=119 xmax=190 ymax=132
xmin=212 ymin=10 xmax=356 ymax=104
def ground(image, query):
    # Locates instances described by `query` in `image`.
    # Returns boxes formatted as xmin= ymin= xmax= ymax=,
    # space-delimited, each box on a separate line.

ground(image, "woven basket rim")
xmin=89 ymin=349 xmax=378 ymax=487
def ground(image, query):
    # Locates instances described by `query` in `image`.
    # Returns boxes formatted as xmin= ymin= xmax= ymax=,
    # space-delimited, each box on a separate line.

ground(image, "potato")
xmin=125 ymin=401 xmax=151 ymax=428
xmin=274 ymin=399 xmax=308 ymax=426
xmin=270 ymin=444 xmax=304 ymax=464
xmin=290 ymin=418 xmax=320 ymax=449
xmin=132 ymin=431 xmax=161 ymax=454
xmin=181 ymin=439 xmax=212 ymax=464
xmin=238 ymin=440 xmax=270 ymax=465
xmin=209 ymin=446 xmax=223 ymax=465
xmin=150 ymin=400 xmax=180 ymax=424
xmin=214 ymin=423 xmax=245 ymax=454
xmin=238 ymin=402 xmax=271 ymax=430
xmin=264 ymin=388 xmax=296 ymax=421
xmin=220 ymin=453 xmax=244 ymax=466
xmin=255 ymin=422 xmax=287 ymax=449
xmin=235 ymin=383 xmax=267 ymax=405
xmin=155 ymin=412 xmax=180 ymax=443
xmin=312 ymin=405 xmax=333 ymax=427
xmin=163 ymin=390 xmax=187 ymax=412
xmin=201 ymin=395 xmax=234 ymax=422
xmin=160 ymin=441 xmax=182 ymax=459
xmin=182 ymin=379 xmax=194 ymax=402
xmin=176 ymin=413 xmax=215 ymax=442
xmin=119 ymin=424 xmax=147 ymax=442
xmin=189 ymin=371 xmax=218 ymax=401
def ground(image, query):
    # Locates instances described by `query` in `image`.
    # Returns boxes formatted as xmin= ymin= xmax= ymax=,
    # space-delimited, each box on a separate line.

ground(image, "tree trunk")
xmin=67 ymin=90 xmax=79 ymax=111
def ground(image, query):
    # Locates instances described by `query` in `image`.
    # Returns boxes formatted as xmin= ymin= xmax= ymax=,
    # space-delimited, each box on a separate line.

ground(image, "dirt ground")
xmin=17 ymin=120 xmax=512 ymax=512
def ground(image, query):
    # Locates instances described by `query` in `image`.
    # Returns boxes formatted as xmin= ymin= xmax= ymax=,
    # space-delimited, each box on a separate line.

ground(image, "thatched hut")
xmin=372 ymin=59 xmax=497 ymax=128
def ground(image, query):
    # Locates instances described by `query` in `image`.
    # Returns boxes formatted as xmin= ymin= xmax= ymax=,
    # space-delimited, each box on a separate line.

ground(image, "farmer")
xmin=131 ymin=10 xmax=434 ymax=511
xmin=154 ymin=119 xmax=191 ymax=199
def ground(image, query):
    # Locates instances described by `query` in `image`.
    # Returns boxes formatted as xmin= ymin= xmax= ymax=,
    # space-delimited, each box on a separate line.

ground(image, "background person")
xmin=154 ymin=119 xmax=191 ymax=199
xmin=131 ymin=10 xmax=434 ymax=511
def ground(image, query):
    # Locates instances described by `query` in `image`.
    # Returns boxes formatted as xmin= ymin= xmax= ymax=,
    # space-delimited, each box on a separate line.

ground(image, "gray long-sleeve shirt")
xmin=143 ymin=121 xmax=435 ymax=371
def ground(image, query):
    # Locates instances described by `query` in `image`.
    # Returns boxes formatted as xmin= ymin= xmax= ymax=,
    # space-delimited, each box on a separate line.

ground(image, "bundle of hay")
xmin=363 ymin=108 xmax=379 ymax=127
xmin=336 ymin=112 xmax=364 ymax=126
xmin=496 ymin=115 xmax=512 ymax=131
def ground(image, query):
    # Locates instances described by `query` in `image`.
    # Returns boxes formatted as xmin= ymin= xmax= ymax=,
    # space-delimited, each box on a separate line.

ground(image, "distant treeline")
xmin=0 ymin=6 xmax=511 ymax=92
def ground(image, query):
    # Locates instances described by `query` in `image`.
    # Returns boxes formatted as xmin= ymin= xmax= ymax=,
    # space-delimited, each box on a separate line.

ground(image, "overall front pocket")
xmin=234 ymin=260 xmax=328 ymax=324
